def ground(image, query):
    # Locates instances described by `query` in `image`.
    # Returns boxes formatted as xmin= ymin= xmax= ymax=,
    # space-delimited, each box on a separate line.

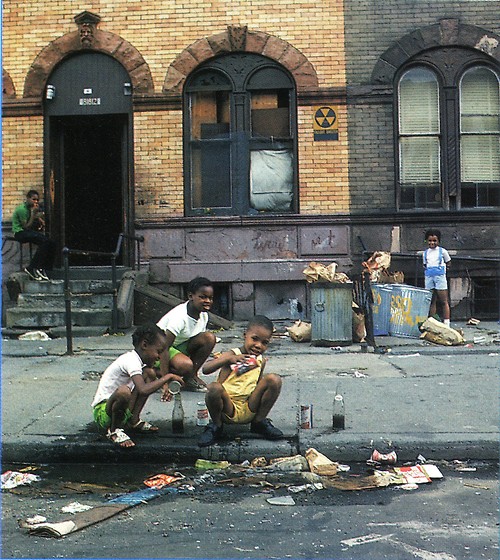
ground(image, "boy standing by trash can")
xmin=91 ymin=324 xmax=184 ymax=448
xmin=423 ymin=229 xmax=452 ymax=326
xmin=198 ymin=315 xmax=283 ymax=447
xmin=156 ymin=277 xmax=216 ymax=392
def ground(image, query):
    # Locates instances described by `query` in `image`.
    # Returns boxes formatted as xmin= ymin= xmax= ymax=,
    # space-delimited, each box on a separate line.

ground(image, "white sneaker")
xmin=36 ymin=269 xmax=49 ymax=281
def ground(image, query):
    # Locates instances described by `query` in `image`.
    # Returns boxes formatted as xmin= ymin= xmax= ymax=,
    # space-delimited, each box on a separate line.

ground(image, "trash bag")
xmin=287 ymin=320 xmax=312 ymax=342
xmin=419 ymin=317 xmax=465 ymax=346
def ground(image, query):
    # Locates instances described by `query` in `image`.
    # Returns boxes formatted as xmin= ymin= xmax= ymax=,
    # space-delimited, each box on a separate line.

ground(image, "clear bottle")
xmin=172 ymin=393 xmax=185 ymax=434
xmin=332 ymin=393 xmax=345 ymax=431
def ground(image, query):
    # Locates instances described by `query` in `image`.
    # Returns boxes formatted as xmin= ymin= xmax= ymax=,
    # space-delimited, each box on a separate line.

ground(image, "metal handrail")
xmin=62 ymin=233 xmax=144 ymax=355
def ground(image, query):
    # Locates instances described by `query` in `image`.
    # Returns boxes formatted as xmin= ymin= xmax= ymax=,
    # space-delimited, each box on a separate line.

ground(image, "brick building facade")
xmin=2 ymin=1 xmax=499 ymax=321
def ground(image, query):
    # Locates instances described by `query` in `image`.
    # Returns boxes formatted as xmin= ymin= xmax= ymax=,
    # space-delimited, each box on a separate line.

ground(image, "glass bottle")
xmin=172 ymin=393 xmax=185 ymax=434
xmin=332 ymin=393 xmax=345 ymax=431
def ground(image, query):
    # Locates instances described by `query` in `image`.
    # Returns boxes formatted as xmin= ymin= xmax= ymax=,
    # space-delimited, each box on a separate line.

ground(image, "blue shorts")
xmin=425 ymin=274 xmax=448 ymax=291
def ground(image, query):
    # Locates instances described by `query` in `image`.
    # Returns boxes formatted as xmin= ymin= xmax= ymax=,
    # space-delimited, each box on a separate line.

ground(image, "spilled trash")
xmin=17 ymin=448 xmax=450 ymax=538
xmin=2 ymin=471 xmax=41 ymax=489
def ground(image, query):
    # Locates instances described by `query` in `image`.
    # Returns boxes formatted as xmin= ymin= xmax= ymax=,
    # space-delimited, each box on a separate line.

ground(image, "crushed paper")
xmin=303 ymin=262 xmax=351 ymax=284
xmin=305 ymin=448 xmax=339 ymax=476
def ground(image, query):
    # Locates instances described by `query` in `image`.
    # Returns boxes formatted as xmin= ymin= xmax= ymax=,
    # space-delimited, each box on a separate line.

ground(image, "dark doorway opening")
xmin=51 ymin=114 xmax=126 ymax=265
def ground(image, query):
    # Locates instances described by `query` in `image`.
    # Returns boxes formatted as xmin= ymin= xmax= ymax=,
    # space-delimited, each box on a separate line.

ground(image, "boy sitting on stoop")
xmin=198 ymin=315 xmax=283 ymax=447
xmin=91 ymin=324 xmax=184 ymax=448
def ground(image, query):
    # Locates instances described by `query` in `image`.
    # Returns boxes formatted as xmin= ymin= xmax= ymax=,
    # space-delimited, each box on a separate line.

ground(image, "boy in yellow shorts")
xmin=198 ymin=315 xmax=283 ymax=447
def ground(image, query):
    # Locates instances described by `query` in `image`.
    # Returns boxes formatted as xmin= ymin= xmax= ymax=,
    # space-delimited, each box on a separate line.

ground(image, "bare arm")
xmin=201 ymin=350 xmax=248 ymax=375
xmin=132 ymin=371 xmax=183 ymax=397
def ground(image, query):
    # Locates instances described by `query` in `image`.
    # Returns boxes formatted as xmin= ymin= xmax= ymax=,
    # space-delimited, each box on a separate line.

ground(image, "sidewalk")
xmin=1 ymin=320 xmax=498 ymax=465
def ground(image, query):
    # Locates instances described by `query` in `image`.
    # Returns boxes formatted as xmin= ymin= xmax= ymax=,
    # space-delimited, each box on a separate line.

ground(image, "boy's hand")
xmin=160 ymin=374 xmax=184 ymax=402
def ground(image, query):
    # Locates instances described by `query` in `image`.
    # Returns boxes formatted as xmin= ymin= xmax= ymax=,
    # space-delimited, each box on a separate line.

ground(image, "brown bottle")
xmin=172 ymin=393 xmax=185 ymax=434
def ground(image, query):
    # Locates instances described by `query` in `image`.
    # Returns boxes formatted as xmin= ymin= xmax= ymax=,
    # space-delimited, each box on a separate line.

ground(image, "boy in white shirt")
xmin=157 ymin=277 xmax=216 ymax=392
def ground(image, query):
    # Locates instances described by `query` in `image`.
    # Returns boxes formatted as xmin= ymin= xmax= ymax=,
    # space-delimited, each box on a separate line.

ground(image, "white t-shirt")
xmin=156 ymin=302 xmax=208 ymax=348
xmin=91 ymin=350 xmax=145 ymax=408
xmin=423 ymin=246 xmax=451 ymax=267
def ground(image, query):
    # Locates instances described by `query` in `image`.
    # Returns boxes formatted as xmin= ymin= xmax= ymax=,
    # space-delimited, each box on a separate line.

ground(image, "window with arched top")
xmin=184 ymin=53 xmax=297 ymax=216
xmin=398 ymin=67 xmax=441 ymax=209
xmin=396 ymin=51 xmax=500 ymax=211
xmin=460 ymin=67 xmax=500 ymax=207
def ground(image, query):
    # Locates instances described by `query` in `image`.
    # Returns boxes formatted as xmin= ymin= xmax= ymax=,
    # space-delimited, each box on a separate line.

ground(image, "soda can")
xmin=196 ymin=402 xmax=209 ymax=426
xmin=300 ymin=404 xmax=313 ymax=429
xmin=370 ymin=449 xmax=397 ymax=465
xmin=168 ymin=380 xmax=181 ymax=395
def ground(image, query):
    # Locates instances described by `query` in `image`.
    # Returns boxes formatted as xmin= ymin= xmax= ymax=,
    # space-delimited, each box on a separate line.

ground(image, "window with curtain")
xmin=396 ymin=56 xmax=500 ymax=210
xmin=184 ymin=54 xmax=297 ymax=216
xmin=398 ymin=67 xmax=441 ymax=209
xmin=460 ymin=67 xmax=500 ymax=208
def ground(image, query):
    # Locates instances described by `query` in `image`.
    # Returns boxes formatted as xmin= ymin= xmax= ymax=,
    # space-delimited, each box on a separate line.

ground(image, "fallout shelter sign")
xmin=313 ymin=106 xmax=339 ymax=141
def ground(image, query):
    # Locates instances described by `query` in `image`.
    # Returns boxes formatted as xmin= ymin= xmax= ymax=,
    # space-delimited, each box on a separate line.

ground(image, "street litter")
xmin=286 ymin=320 xmax=311 ymax=342
xmin=265 ymin=455 xmax=309 ymax=472
xmin=26 ymin=515 xmax=47 ymax=525
xmin=61 ymin=502 xmax=93 ymax=514
xmin=393 ymin=465 xmax=431 ymax=484
xmin=18 ymin=330 xmax=50 ymax=341
xmin=473 ymin=335 xmax=486 ymax=344
xmin=419 ymin=317 xmax=465 ymax=346
xmin=251 ymin=457 xmax=267 ymax=468
xmin=287 ymin=482 xmax=324 ymax=493
xmin=305 ymin=448 xmax=338 ymax=476
xmin=353 ymin=370 xmax=367 ymax=378
xmin=388 ymin=353 xmax=420 ymax=358
xmin=144 ymin=474 xmax=184 ymax=488
xmin=467 ymin=318 xmax=480 ymax=325
xmin=330 ymin=346 xmax=345 ymax=352
xmin=303 ymin=261 xmax=350 ymax=284
xmin=195 ymin=459 xmax=231 ymax=470
xmin=20 ymin=486 xmax=178 ymax=538
xmin=370 ymin=449 xmax=397 ymax=465
xmin=399 ymin=483 xmax=419 ymax=491
xmin=266 ymin=495 xmax=295 ymax=506
xmin=2 ymin=470 xmax=41 ymax=489
xmin=420 ymin=464 xmax=443 ymax=479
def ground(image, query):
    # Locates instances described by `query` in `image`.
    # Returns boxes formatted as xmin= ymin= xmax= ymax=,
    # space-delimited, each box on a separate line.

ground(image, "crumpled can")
xmin=370 ymin=449 xmax=397 ymax=465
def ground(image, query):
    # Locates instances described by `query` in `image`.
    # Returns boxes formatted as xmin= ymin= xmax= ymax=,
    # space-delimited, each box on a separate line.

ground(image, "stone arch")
xmin=372 ymin=20 xmax=500 ymax=84
xmin=3 ymin=68 xmax=16 ymax=98
xmin=24 ymin=12 xmax=154 ymax=98
xmin=163 ymin=26 xmax=319 ymax=94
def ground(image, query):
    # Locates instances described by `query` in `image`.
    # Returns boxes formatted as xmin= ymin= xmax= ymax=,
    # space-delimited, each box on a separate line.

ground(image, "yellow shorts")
xmin=222 ymin=399 xmax=256 ymax=425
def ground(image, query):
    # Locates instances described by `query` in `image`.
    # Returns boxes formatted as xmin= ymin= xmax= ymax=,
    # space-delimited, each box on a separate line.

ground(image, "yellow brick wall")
xmin=2 ymin=116 xmax=44 ymax=218
xmin=298 ymin=105 xmax=350 ymax=214
xmin=2 ymin=0 xmax=347 ymax=221
xmin=134 ymin=110 xmax=184 ymax=219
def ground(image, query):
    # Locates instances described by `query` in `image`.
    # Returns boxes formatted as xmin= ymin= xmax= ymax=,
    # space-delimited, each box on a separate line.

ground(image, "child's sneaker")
xmin=198 ymin=422 xmax=223 ymax=447
xmin=250 ymin=418 xmax=283 ymax=440
xmin=24 ymin=267 xmax=42 ymax=281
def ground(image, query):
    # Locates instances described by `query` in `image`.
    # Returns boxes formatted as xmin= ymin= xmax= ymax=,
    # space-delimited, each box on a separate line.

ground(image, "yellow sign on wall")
xmin=313 ymin=106 xmax=339 ymax=141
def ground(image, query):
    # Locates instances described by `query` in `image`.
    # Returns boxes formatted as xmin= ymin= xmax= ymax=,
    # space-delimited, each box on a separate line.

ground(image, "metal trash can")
xmin=309 ymin=282 xmax=353 ymax=346
xmin=388 ymin=284 xmax=432 ymax=338
xmin=371 ymin=283 xmax=393 ymax=336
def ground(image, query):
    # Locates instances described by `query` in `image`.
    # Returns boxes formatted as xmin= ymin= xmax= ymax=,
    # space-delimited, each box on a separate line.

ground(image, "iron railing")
xmin=63 ymin=233 xmax=144 ymax=355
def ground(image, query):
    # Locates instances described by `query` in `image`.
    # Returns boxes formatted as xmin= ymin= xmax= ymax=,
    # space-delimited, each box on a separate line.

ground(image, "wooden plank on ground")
xmin=134 ymin=285 xmax=233 ymax=330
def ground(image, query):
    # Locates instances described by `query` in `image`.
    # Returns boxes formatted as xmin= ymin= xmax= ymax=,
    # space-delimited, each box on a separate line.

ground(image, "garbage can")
xmin=309 ymin=282 xmax=353 ymax=346
xmin=388 ymin=284 xmax=432 ymax=338
xmin=371 ymin=283 xmax=393 ymax=336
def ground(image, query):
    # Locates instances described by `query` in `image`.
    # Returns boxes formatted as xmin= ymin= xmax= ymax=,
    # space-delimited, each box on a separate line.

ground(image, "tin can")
xmin=370 ymin=449 xmax=397 ymax=465
xmin=196 ymin=402 xmax=209 ymax=426
xmin=300 ymin=404 xmax=313 ymax=429
xmin=168 ymin=380 xmax=181 ymax=395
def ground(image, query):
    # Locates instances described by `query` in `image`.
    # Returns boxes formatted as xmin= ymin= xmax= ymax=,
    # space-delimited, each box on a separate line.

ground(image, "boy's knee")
xmin=265 ymin=373 xmax=282 ymax=390
xmin=206 ymin=381 xmax=224 ymax=396
xmin=113 ymin=385 xmax=132 ymax=404
xmin=198 ymin=331 xmax=216 ymax=348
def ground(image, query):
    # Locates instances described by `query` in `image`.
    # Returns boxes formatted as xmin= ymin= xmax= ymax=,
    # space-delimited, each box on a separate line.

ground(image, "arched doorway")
xmin=44 ymin=52 xmax=134 ymax=265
